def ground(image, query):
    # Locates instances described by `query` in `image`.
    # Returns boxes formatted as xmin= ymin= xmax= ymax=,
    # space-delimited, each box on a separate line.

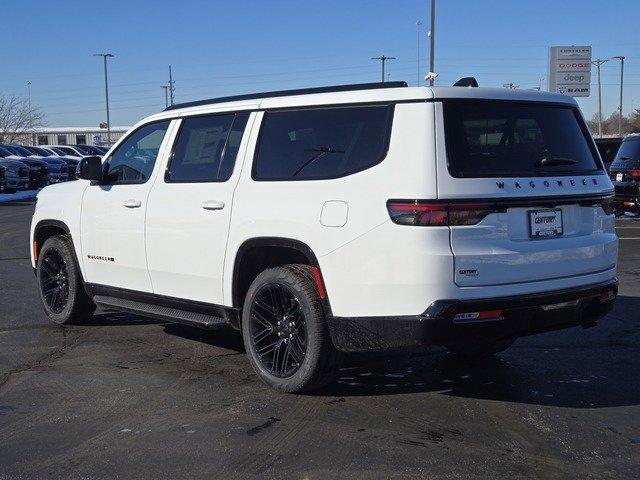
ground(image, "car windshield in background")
xmin=611 ymin=138 xmax=640 ymax=168
xmin=444 ymin=101 xmax=602 ymax=178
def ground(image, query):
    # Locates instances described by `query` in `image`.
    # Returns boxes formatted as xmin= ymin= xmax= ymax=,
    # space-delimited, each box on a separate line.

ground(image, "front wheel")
xmin=241 ymin=265 xmax=338 ymax=393
xmin=37 ymin=235 xmax=96 ymax=324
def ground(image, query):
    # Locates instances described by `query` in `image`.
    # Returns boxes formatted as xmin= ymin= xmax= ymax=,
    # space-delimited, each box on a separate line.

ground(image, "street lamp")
xmin=93 ymin=53 xmax=114 ymax=143
xmin=416 ymin=20 xmax=423 ymax=86
xmin=613 ymin=56 xmax=625 ymax=137
xmin=26 ymin=81 xmax=31 ymax=110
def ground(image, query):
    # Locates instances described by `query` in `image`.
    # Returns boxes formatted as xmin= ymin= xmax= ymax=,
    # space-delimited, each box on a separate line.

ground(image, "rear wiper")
xmin=535 ymin=157 xmax=578 ymax=168
xmin=292 ymin=146 xmax=345 ymax=176
xmin=618 ymin=156 xmax=631 ymax=161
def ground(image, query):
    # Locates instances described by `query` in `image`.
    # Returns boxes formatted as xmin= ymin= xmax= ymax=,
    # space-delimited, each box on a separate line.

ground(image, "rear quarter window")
xmin=611 ymin=138 xmax=640 ymax=169
xmin=444 ymin=101 xmax=602 ymax=178
xmin=253 ymin=104 xmax=393 ymax=181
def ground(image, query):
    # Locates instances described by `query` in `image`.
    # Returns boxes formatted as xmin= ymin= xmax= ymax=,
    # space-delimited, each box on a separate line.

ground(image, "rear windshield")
xmin=611 ymin=138 xmax=640 ymax=169
xmin=444 ymin=101 xmax=602 ymax=178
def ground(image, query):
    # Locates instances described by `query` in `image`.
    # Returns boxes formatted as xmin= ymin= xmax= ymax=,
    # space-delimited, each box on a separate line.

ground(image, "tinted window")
xmin=444 ymin=101 xmax=602 ymax=178
xmin=611 ymin=138 xmax=640 ymax=168
xmin=253 ymin=105 xmax=393 ymax=180
xmin=167 ymin=112 xmax=249 ymax=182
xmin=103 ymin=121 xmax=170 ymax=184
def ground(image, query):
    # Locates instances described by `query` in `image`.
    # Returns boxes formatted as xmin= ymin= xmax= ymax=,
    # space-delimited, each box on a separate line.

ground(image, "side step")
xmin=93 ymin=295 xmax=231 ymax=329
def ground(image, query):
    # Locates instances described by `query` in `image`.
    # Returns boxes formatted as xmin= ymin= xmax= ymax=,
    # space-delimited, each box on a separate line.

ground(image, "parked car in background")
xmin=40 ymin=147 xmax=82 ymax=162
xmin=595 ymin=137 xmax=623 ymax=171
xmin=2 ymin=145 xmax=69 ymax=184
xmin=45 ymin=145 xmax=90 ymax=157
xmin=21 ymin=146 xmax=79 ymax=180
xmin=0 ymin=147 xmax=50 ymax=189
xmin=0 ymin=157 xmax=30 ymax=193
xmin=70 ymin=144 xmax=105 ymax=156
xmin=94 ymin=146 xmax=109 ymax=154
xmin=609 ymin=133 xmax=640 ymax=213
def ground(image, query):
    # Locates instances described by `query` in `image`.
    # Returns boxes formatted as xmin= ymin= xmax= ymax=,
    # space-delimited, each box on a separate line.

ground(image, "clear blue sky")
xmin=2 ymin=0 xmax=639 ymax=127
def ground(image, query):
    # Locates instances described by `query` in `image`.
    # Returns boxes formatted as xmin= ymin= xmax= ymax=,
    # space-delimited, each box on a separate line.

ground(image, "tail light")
xmin=628 ymin=170 xmax=640 ymax=178
xmin=453 ymin=309 xmax=504 ymax=323
xmin=387 ymin=200 xmax=498 ymax=226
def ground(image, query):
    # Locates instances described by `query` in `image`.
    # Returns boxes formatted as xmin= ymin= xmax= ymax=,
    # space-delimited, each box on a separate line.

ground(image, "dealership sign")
xmin=548 ymin=46 xmax=591 ymax=97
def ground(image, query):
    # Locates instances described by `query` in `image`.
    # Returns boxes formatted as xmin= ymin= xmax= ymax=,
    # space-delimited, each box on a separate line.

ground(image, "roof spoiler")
xmin=453 ymin=77 xmax=479 ymax=87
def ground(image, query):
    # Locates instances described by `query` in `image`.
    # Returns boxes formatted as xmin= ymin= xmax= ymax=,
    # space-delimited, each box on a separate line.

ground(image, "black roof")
xmin=164 ymin=81 xmax=408 ymax=111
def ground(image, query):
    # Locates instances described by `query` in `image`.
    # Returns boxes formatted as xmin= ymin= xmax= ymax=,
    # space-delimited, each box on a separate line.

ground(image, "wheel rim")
xmin=249 ymin=283 xmax=307 ymax=378
xmin=39 ymin=249 xmax=70 ymax=314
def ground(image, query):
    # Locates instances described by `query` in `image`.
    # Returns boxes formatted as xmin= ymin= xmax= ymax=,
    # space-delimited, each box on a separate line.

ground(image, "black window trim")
xmin=250 ymin=103 xmax=396 ymax=182
xmin=100 ymin=119 xmax=172 ymax=186
xmin=441 ymin=99 xmax=605 ymax=179
xmin=164 ymin=111 xmax=248 ymax=184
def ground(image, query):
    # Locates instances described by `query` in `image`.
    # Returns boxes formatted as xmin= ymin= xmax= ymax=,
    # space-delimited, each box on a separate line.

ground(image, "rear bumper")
xmin=327 ymin=278 xmax=618 ymax=352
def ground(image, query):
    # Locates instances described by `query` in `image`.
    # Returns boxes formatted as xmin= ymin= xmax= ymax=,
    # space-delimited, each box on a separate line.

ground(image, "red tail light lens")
xmin=387 ymin=201 xmax=497 ymax=226
xmin=628 ymin=170 xmax=640 ymax=178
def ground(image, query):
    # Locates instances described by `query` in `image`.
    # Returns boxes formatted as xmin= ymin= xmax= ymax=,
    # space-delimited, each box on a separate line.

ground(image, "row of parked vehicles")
xmin=0 ymin=144 xmax=108 ymax=193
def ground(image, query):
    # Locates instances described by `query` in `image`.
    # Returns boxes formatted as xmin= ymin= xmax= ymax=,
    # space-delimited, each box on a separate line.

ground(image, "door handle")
xmin=201 ymin=200 xmax=225 ymax=211
xmin=123 ymin=199 xmax=142 ymax=208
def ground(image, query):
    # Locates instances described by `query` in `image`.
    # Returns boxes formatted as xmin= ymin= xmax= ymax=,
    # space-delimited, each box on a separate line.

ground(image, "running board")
xmin=93 ymin=295 xmax=231 ymax=329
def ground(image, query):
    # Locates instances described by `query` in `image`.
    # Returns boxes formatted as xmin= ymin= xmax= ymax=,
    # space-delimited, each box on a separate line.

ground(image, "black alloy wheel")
xmin=249 ymin=283 xmax=307 ymax=378
xmin=39 ymin=249 xmax=70 ymax=314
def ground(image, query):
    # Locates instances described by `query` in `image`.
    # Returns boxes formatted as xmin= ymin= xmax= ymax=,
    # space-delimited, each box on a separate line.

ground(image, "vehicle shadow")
xmin=318 ymin=294 xmax=640 ymax=409
xmin=162 ymin=323 xmax=245 ymax=352
xmin=75 ymin=309 xmax=162 ymax=326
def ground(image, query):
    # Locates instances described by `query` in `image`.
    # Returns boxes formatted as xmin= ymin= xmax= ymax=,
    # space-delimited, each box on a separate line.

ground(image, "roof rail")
xmin=163 ymin=81 xmax=409 ymax=111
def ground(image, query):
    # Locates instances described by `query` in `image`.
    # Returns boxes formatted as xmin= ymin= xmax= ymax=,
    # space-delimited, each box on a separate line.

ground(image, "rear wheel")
xmin=445 ymin=337 xmax=514 ymax=358
xmin=37 ymin=235 xmax=95 ymax=325
xmin=241 ymin=265 xmax=338 ymax=393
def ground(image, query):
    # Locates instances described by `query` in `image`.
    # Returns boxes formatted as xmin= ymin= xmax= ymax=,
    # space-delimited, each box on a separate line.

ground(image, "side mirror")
xmin=77 ymin=156 xmax=103 ymax=181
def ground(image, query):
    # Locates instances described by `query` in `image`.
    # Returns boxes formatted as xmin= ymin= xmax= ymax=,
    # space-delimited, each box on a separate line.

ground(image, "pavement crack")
xmin=0 ymin=327 xmax=86 ymax=391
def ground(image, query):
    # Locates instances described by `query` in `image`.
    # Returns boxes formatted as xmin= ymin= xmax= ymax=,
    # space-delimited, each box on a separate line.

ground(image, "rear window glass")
xmin=444 ymin=101 xmax=602 ymax=178
xmin=253 ymin=105 xmax=393 ymax=180
xmin=611 ymin=138 xmax=640 ymax=168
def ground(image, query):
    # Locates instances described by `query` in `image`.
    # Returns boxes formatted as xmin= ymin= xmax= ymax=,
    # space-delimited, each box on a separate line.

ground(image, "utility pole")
xmin=613 ymin=56 xmax=625 ymax=137
xmin=592 ymin=58 xmax=608 ymax=138
xmin=371 ymin=55 xmax=396 ymax=83
xmin=161 ymin=85 xmax=169 ymax=109
xmin=416 ymin=20 xmax=423 ymax=86
xmin=93 ymin=53 xmax=114 ymax=143
xmin=168 ymin=65 xmax=175 ymax=106
xmin=26 ymin=81 xmax=31 ymax=110
xmin=428 ymin=0 xmax=436 ymax=86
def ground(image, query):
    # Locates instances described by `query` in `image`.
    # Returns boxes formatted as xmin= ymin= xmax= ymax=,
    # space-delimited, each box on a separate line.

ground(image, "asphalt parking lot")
xmin=1 ymin=202 xmax=639 ymax=479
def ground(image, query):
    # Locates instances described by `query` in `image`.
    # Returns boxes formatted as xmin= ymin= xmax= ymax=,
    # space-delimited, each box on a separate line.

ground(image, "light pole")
xmin=162 ymin=85 xmax=169 ymax=109
xmin=416 ymin=20 xmax=423 ymax=86
xmin=428 ymin=0 xmax=436 ymax=86
xmin=371 ymin=55 xmax=396 ymax=83
xmin=93 ymin=53 xmax=114 ymax=143
xmin=613 ymin=56 xmax=625 ymax=137
xmin=26 ymin=81 xmax=31 ymax=110
xmin=592 ymin=58 xmax=608 ymax=138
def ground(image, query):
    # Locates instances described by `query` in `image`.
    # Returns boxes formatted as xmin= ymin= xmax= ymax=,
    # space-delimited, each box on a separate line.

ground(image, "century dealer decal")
xmin=496 ymin=177 xmax=600 ymax=190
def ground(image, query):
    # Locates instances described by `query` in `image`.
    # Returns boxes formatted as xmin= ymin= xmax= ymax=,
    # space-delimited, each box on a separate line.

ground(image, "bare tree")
xmin=0 ymin=94 xmax=45 ymax=143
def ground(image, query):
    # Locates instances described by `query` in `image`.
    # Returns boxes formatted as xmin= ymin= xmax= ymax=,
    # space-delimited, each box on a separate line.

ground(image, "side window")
xmin=103 ymin=120 xmax=170 ymax=184
xmin=253 ymin=105 xmax=393 ymax=181
xmin=166 ymin=112 xmax=250 ymax=183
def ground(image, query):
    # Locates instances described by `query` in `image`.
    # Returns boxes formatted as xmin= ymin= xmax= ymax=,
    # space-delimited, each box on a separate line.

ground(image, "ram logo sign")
xmin=548 ymin=45 xmax=591 ymax=97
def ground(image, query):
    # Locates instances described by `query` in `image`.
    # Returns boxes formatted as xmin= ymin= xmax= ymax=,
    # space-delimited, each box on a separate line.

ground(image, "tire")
xmin=241 ymin=265 xmax=338 ymax=393
xmin=445 ymin=337 xmax=514 ymax=358
xmin=37 ymin=235 xmax=95 ymax=325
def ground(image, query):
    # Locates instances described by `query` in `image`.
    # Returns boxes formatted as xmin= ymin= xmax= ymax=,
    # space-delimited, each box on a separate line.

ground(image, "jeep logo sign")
xmin=548 ymin=45 xmax=592 ymax=97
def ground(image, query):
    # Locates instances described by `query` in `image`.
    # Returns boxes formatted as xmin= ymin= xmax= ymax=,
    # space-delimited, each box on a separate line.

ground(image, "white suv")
xmin=30 ymin=81 xmax=619 ymax=392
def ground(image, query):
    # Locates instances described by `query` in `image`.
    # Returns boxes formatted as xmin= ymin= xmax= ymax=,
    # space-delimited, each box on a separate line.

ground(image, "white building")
xmin=24 ymin=126 xmax=131 ymax=147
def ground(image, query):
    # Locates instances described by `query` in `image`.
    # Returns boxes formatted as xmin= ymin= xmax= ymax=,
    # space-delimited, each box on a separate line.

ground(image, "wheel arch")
xmin=231 ymin=237 xmax=330 ymax=312
xmin=33 ymin=219 xmax=84 ymax=281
